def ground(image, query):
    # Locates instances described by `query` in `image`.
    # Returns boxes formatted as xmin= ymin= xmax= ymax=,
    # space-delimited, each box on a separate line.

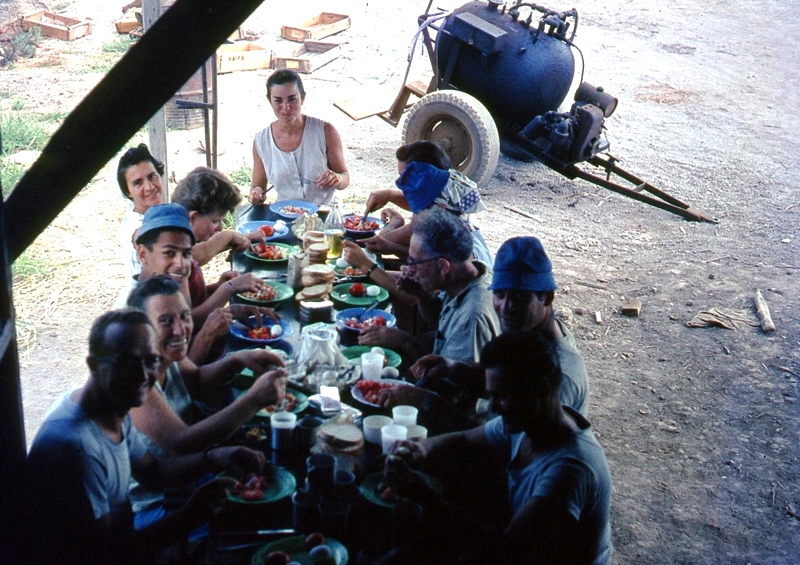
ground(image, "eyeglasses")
xmin=96 ymin=352 xmax=164 ymax=372
xmin=405 ymin=256 xmax=441 ymax=269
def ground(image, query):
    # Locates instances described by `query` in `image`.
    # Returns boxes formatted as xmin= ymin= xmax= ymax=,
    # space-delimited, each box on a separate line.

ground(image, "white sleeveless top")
xmin=254 ymin=115 xmax=333 ymax=205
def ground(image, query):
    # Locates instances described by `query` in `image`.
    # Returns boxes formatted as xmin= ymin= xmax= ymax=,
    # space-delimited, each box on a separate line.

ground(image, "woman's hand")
xmin=248 ymin=186 xmax=267 ymax=205
xmin=229 ymin=348 xmax=286 ymax=374
xmin=246 ymin=368 xmax=288 ymax=408
xmin=200 ymin=307 xmax=233 ymax=341
xmin=316 ymin=169 xmax=344 ymax=190
xmin=228 ymin=304 xmax=279 ymax=326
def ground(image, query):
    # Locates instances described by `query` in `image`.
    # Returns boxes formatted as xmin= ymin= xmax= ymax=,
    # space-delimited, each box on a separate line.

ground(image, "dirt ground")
xmin=2 ymin=0 xmax=798 ymax=562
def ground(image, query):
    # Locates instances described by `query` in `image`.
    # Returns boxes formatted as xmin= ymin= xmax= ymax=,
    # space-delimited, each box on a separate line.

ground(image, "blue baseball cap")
xmin=489 ymin=237 xmax=557 ymax=292
xmin=135 ymin=203 xmax=196 ymax=245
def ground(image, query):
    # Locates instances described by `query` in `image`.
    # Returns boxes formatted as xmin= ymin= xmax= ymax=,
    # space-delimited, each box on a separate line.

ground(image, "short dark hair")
xmin=266 ymin=69 xmax=305 ymax=101
xmin=116 ymin=144 xmax=164 ymax=200
xmin=127 ymin=275 xmax=182 ymax=311
xmin=171 ymin=167 xmax=242 ymax=215
xmin=89 ymin=309 xmax=152 ymax=357
xmin=136 ymin=227 xmax=192 ymax=251
xmin=480 ymin=331 xmax=562 ymax=400
xmin=396 ymin=141 xmax=451 ymax=170
xmin=411 ymin=207 xmax=473 ymax=263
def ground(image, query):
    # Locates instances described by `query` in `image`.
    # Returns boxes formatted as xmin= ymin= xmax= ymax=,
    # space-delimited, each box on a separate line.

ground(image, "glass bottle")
xmin=323 ymin=197 xmax=344 ymax=260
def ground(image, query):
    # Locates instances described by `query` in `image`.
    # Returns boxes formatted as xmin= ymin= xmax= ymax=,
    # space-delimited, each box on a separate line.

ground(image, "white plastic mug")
xmin=392 ymin=405 xmax=418 ymax=428
xmin=361 ymin=352 xmax=383 ymax=380
xmin=362 ymin=415 xmax=392 ymax=444
xmin=381 ymin=424 xmax=408 ymax=454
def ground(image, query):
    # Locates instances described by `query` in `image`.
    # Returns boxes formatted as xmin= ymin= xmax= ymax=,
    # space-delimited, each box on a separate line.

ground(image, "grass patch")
xmin=227 ymin=161 xmax=252 ymax=186
xmin=0 ymin=107 xmax=49 ymax=155
xmin=12 ymin=249 xmax=53 ymax=281
xmin=76 ymin=37 xmax=133 ymax=74
xmin=1 ymin=159 xmax=25 ymax=199
xmin=223 ymin=211 xmax=237 ymax=231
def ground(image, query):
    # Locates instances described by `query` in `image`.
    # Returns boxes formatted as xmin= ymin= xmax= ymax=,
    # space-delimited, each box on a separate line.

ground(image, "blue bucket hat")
xmin=135 ymin=203 xmax=196 ymax=245
xmin=489 ymin=237 xmax=557 ymax=292
xmin=395 ymin=161 xmax=451 ymax=213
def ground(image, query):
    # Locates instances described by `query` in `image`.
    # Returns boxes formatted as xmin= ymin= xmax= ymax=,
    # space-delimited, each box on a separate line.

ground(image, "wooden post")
xmin=143 ymin=0 xmax=169 ymax=199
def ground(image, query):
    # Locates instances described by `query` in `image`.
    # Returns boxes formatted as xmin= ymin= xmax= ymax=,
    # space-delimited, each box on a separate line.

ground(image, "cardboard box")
xmin=280 ymin=12 xmax=350 ymax=42
xmin=20 ymin=10 xmax=93 ymax=41
xmin=271 ymin=41 xmax=340 ymax=74
xmin=216 ymin=42 xmax=271 ymax=74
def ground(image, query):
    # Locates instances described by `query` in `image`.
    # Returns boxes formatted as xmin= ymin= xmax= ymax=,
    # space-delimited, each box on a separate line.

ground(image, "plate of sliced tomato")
xmin=245 ymin=242 xmax=296 ymax=263
xmin=251 ymin=535 xmax=348 ymax=565
xmin=350 ymin=378 xmax=410 ymax=407
xmin=232 ymin=386 xmax=309 ymax=422
xmin=222 ymin=465 xmax=296 ymax=505
xmin=229 ymin=318 xmax=294 ymax=344
xmin=236 ymin=281 xmax=294 ymax=305
xmin=342 ymin=214 xmax=385 ymax=239
xmin=238 ymin=220 xmax=289 ymax=240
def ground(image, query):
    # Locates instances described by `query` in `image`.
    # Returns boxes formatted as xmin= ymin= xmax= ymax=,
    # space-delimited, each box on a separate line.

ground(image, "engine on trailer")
xmin=520 ymin=82 xmax=618 ymax=168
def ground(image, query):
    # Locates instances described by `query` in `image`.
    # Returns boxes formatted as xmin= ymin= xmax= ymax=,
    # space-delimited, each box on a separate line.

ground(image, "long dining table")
xmin=203 ymin=203 xmax=416 ymax=565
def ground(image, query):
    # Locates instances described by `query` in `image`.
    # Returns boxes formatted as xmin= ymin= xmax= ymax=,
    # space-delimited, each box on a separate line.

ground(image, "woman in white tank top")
xmin=249 ymin=69 xmax=349 ymax=206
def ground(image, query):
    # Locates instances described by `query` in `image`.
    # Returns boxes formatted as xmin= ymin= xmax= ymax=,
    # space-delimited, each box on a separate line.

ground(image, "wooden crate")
xmin=216 ymin=42 xmax=271 ymax=74
xmin=271 ymin=41 xmax=341 ymax=74
xmin=20 ymin=10 xmax=93 ymax=41
xmin=280 ymin=12 xmax=350 ymax=42
xmin=114 ymin=9 xmax=141 ymax=34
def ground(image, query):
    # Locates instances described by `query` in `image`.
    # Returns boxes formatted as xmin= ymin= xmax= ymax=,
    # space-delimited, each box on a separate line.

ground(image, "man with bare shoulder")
xmin=24 ymin=309 xmax=265 ymax=565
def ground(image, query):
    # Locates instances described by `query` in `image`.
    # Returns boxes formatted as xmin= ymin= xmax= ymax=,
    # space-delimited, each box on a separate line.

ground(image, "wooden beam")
xmin=143 ymin=0 xmax=169 ymax=198
xmin=1 ymin=0 xmax=266 ymax=261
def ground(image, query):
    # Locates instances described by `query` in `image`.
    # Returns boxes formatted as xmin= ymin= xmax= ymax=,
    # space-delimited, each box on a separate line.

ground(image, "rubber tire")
xmin=402 ymin=90 xmax=500 ymax=187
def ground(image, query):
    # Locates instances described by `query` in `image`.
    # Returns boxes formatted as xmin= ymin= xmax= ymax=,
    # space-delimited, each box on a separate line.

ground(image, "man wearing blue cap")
xmin=487 ymin=236 xmax=589 ymax=414
xmin=405 ymin=236 xmax=589 ymax=423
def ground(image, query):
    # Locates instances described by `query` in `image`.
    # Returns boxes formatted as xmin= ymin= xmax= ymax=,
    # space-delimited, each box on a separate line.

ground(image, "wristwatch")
xmin=366 ymin=262 xmax=379 ymax=277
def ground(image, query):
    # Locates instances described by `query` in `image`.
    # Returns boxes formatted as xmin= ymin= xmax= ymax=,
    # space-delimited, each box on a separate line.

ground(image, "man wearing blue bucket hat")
xmin=409 ymin=236 xmax=589 ymax=419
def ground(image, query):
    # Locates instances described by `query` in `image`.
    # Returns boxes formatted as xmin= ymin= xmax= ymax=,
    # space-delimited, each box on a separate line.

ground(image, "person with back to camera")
xmin=248 ymin=69 xmax=349 ymax=206
xmin=115 ymin=143 xmax=165 ymax=306
xmin=381 ymin=332 xmax=612 ymax=565
xmin=343 ymin=140 xmax=492 ymax=265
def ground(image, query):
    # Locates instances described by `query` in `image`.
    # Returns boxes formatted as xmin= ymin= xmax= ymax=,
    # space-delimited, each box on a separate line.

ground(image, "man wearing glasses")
xmin=23 ymin=309 xmax=264 ymax=564
xmin=359 ymin=207 xmax=499 ymax=410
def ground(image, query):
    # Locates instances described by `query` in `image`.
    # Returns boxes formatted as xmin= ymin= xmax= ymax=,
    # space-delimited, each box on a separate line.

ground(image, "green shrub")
xmin=227 ymin=161 xmax=253 ymax=186
xmin=0 ymin=108 xmax=49 ymax=155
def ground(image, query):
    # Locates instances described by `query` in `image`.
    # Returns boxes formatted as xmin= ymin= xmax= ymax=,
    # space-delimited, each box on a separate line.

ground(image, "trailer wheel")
xmin=402 ymin=90 xmax=500 ymax=187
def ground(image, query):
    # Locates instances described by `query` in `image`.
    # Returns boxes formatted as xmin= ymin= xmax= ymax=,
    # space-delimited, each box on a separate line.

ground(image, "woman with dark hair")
xmin=115 ymin=144 xmax=165 ymax=306
xmin=248 ymin=69 xmax=349 ymax=206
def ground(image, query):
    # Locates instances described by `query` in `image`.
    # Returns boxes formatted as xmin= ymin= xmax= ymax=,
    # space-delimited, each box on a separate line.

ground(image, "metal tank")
xmin=434 ymin=0 xmax=576 ymax=132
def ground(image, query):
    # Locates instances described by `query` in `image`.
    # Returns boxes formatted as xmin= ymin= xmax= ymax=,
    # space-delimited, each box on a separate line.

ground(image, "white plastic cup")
xmin=361 ymin=352 xmax=383 ymax=380
xmin=362 ymin=415 xmax=393 ymax=445
xmin=381 ymin=424 xmax=408 ymax=454
xmin=270 ymin=411 xmax=297 ymax=451
xmin=392 ymin=405 xmax=418 ymax=428
xmin=406 ymin=424 xmax=428 ymax=442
